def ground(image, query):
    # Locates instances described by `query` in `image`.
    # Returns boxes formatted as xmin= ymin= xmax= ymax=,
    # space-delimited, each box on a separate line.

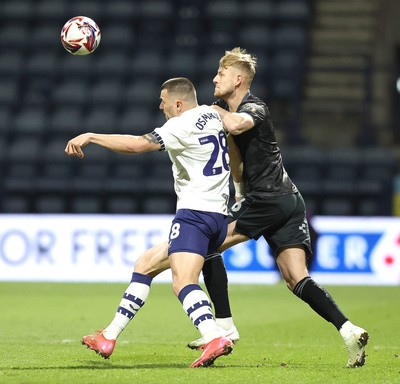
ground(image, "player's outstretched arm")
xmin=65 ymin=132 xmax=161 ymax=158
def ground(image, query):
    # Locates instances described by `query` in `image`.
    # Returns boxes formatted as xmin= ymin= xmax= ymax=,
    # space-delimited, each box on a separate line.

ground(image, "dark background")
xmin=0 ymin=0 xmax=399 ymax=216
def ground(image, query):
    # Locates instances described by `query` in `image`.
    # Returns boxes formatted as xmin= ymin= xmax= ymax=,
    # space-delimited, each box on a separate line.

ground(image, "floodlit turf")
xmin=0 ymin=282 xmax=398 ymax=383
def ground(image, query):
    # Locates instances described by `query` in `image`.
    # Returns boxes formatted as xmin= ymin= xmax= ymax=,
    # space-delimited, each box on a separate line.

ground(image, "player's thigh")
xmin=229 ymin=194 xmax=294 ymax=242
xmin=170 ymin=251 xmax=205 ymax=294
xmin=219 ymin=220 xmax=250 ymax=252
xmin=267 ymin=192 xmax=312 ymax=258
xmin=134 ymin=241 xmax=170 ymax=277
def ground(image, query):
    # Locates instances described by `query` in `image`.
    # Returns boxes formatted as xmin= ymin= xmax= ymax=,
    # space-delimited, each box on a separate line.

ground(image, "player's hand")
xmin=235 ymin=195 xmax=244 ymax=202
xmin=65 ymin=133 xmax=91 ymax=158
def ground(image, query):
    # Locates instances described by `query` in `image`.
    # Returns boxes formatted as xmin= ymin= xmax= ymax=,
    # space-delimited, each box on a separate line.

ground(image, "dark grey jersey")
xmin=215 ymin=92 xmax=297 ymax=196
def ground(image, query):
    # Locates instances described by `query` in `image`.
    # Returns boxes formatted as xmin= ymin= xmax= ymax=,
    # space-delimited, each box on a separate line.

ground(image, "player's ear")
xmin=235 ymin=74 xmax=242 ymax=88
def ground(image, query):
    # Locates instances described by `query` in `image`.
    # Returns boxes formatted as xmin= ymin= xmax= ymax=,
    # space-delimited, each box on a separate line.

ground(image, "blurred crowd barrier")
xmin=1 ymin=214 xmax=398 ymax=285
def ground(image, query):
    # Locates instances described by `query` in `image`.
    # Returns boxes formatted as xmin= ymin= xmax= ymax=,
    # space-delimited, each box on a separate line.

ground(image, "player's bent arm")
xmin=227 ymin=135 xmax=243 ymax=182
xmin=212 ymin=105 xmax=254 ymax=135
xmin=65 ymin=132 xmax=161 ymax=158
xmin=227 ymin=135 xmax=245 ymax=200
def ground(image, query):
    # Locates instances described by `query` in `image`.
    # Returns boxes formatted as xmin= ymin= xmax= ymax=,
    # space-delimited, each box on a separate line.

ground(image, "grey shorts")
xmin=228 ymin=192 xmax=312 ymax=258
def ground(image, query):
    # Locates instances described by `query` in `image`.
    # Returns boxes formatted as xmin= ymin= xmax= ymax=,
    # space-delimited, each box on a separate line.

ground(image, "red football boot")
xmin=81 ymin=329 xmax=116 ymax=359
xmin=190 ymin=336 xmax=233 ymax=368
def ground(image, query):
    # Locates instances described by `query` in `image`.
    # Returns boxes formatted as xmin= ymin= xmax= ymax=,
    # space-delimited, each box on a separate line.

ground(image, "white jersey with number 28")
xmin=152 ymin=105 xmax=230 ymax=215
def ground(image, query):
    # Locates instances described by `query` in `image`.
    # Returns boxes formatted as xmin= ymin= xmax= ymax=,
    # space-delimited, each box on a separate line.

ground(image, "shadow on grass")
xmin=7 ymin=363 xmax=240 ymax=370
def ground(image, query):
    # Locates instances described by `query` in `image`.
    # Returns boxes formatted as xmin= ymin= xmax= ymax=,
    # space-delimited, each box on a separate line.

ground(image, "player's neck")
xmin=179 ymin=102 xmax=198 ymax=116
xmin=225 ymin=88 xmax=248 ymax=112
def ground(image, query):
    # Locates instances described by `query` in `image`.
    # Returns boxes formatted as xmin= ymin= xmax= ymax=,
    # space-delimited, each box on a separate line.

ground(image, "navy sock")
xmin=202 ymin=253 xmax=232 ymax=318
xmin=293 ymin=276 xmax=347 ymax=330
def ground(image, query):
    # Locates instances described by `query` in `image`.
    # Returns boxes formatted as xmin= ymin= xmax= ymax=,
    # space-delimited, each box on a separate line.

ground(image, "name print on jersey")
xmin=195 ymin=112 xmax=221 ymax=130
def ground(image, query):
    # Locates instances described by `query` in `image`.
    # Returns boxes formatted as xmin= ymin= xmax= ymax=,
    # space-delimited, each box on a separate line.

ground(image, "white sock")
xmin=339 ymin=320 xmax=355 ymax=339
xmin=179 ymin=284 xmax=221 ymax=344
xmin=216 ymin=317 xmax=235 ymax=330
xmin=103 ymin=273 xmax=151 ymax=340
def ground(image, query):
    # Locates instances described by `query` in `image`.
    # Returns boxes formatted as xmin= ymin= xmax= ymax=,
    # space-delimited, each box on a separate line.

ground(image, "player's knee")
xmin=134 ymin=256 xmax=154 ymax=275
xmin=283 ymin=276 xmax=297 ymax=291
xmin=280 ymin=269 xmax=308 ymax=291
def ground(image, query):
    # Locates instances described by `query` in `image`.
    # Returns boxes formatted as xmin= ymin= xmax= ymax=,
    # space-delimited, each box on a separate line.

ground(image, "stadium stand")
xmin=0 ymin=0 xmax=397 ymax=216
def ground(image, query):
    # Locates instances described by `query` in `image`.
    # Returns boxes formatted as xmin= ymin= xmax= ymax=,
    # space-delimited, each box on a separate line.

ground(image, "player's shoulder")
xmin=238 ymin=102 xmax=266 ymax=117
xmin=240 ymin=92 xmax=266 ymax=108
xmin=184 ymin=105 xmax=221 ymax=123
xmin=197 ymin=104 xmax=216 ymax=114
xmin=181 ymin=104 xmax=211 ymax=118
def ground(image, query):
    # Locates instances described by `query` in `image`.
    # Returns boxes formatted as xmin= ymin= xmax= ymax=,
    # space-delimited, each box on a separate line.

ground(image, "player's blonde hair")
xmin=219 ymin=47 xmax=257 ymax=84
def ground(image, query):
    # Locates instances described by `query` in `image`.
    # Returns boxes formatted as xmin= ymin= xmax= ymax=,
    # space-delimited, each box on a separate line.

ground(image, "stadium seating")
xmin=70 ymin=195 xmax=103 ymax=213
xmin=0 ymin=0 xmax=397 ymax=216
xmin=107 ymin=195 xmax=139 ymax=214
xmin=35 ymin=195 xmax=67 ymax=213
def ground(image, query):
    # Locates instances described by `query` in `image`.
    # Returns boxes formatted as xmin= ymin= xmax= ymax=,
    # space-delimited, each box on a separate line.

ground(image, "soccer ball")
xmin=61 ymin=16 xmax=101 ymax=55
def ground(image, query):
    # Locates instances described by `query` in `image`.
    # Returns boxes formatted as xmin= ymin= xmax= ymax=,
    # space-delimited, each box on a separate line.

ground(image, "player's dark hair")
xmin=161 ymin=77 xmax=197 ymax=102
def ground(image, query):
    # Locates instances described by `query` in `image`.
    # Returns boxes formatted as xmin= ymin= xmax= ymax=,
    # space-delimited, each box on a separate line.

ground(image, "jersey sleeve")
xmin=152 ymin=118 xmax=187 ymax=152
xmin=237 ymin=102 xmax=266 ymax=126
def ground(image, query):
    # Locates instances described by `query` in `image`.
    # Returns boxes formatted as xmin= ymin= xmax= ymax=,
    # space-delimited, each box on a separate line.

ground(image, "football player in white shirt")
xmin=65 ymin=77 xmax=233 ymax=367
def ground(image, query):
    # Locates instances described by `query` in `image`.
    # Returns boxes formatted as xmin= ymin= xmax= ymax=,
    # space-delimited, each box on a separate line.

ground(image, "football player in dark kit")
xmin=188 ymin=47 xmax=369 ymax=368
xmin=76 ymin=47 xmax=369 ymax=368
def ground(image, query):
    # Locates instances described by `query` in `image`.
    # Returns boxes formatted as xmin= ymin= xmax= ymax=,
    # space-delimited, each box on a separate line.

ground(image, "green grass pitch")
xmin=0 ymin=282 xmax=398 ymax=383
